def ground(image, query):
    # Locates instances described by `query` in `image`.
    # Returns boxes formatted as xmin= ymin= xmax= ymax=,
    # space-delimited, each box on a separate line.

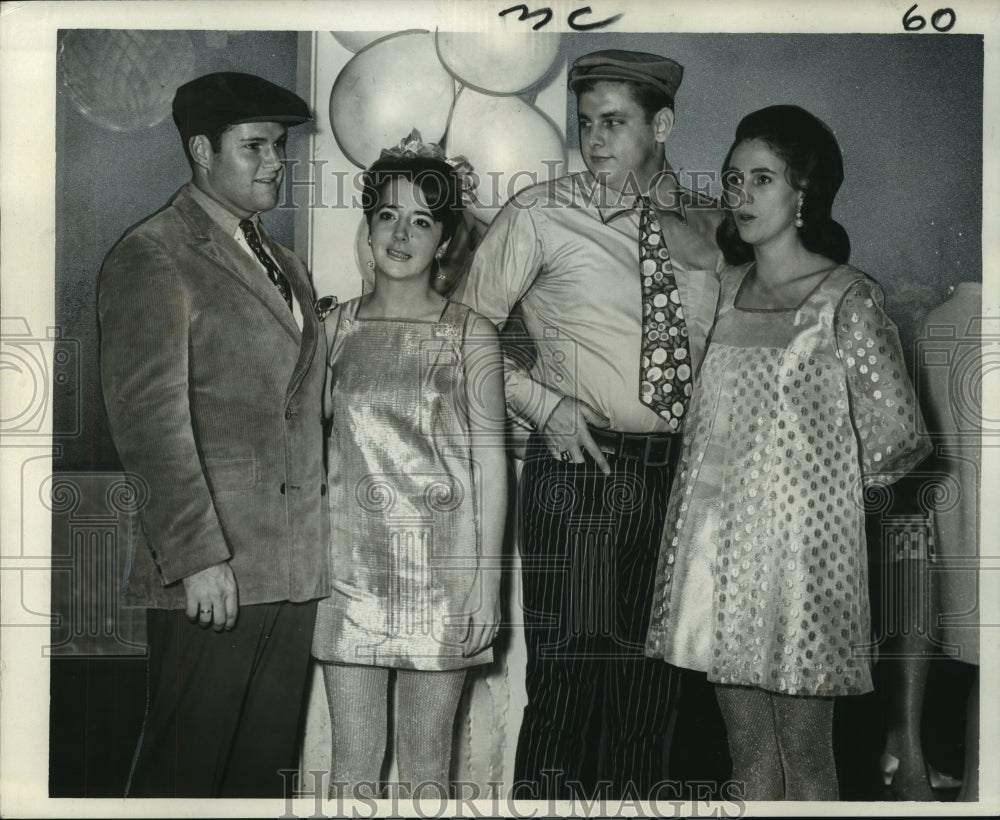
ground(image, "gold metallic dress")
xmin=645 ymin=265 xmax=930 ymax=696
xmin=312 ymin=298 xmax=491 ymax=670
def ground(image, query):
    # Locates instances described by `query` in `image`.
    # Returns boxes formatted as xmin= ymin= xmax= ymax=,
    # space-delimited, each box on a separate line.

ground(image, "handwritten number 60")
xmin=903 ymin=4 xmax=956 ymax=32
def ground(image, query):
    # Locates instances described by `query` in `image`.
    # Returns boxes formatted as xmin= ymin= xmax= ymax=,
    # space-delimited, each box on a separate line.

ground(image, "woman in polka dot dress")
xmin=645 ymin=105 xmax=931 ymax=800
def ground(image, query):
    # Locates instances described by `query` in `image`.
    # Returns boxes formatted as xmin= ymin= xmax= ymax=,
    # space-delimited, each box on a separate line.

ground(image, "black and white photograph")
xmin=1 ymin=0 xmax=997 ymax=817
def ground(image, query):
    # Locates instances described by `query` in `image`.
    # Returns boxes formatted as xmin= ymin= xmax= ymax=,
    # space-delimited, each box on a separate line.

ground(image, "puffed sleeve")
xmin=835 ymin=278 xmax=932 ymax=485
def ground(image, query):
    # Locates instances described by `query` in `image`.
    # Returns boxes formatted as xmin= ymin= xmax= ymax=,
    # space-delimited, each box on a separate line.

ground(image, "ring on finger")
xmin=199 ymin=607 xmax=212 ymax=615
xmin=559 ymin=450 xmax=572 ymax=462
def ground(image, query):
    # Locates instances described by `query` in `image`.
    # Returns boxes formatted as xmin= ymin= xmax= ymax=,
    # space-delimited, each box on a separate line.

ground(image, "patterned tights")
xmin=714 ymin=684 xmax=838 ymax=801
xmin=322 ymin=663 xmax=467 ymax=798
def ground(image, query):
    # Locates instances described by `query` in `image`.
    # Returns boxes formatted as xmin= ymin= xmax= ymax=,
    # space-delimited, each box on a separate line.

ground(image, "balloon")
xmin=59 ymin=30 xmax=196 ymax=131
xmin=565 ymin=148 xmax=588 ymax=174
xmin=446 ymin=89 xmax=565 ymax=222
xmin=331 ymin=31 xmax=415 ymax=53
xmin=436 ymin=30 xmax=560 ymax=95
xmin=330 ymin=32 xmax=455 ymax=168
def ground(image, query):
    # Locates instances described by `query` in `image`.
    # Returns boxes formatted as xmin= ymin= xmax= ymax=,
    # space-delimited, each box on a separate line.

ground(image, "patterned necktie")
xmin=239 ymin=219 xmax=293 ymax=311
xmin=638 ymin=197 xmax=692 ymax=430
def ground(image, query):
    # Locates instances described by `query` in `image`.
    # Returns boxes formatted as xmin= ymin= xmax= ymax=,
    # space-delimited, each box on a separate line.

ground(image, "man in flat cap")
xmin=460 ymin=50 xmax=725 ymax=798
xmin=99 ymin=72 xmax=328 ymax=797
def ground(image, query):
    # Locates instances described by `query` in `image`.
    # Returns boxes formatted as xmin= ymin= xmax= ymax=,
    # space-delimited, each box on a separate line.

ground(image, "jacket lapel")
xmin=173 ymin=188 xmax=301 ymax=342
xmin=262 ymin=228 xmax=319 ymax=400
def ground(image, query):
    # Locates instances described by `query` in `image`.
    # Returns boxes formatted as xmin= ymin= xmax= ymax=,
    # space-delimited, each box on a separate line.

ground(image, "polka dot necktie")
xmin=638 ymin=197 xmax=692 ymax=430
xmin=239 ymin=219 xmax=293 ymax=311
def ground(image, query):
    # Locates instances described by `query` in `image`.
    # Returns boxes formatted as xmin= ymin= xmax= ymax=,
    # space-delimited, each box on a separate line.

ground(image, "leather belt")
xmin=588 ymin=426 xmax=678 ymax=467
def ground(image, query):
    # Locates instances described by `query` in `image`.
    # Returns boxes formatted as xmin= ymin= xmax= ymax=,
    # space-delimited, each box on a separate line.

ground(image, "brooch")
xmin=314 ymin=295 xmax=338 ymax=321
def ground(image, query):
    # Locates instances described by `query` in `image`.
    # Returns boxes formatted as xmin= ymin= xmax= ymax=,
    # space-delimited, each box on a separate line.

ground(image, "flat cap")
xmin=172 ymin=72 xmax=311 ymax=142
xmin=568 ymin=50 xmax=684 ymax=106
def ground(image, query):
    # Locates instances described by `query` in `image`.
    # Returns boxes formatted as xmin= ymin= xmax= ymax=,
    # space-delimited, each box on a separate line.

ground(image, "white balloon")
xmin=436 ymin=30 xmax=560 ymax=95
xmin=565 ymin=148 xmax=588 ymax=174
xmin=447 ymin=89 xmax=565 ymax=222
xmin=330 ymin=32 xmax=455 ymax=168
xmin=331 ymin=31 xmax=410 ymax=53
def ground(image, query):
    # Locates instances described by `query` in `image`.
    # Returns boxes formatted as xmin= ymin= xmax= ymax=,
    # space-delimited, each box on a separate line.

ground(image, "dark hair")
xmin=181 ymin=123 xmax=233 ymax=166
xmin=361 ymin=155 xmax=464 ymax=243
xmin=573 ymin=78 xmax=674 ymax=121
xmin=716 ymin=105 xmax=850 ymax=265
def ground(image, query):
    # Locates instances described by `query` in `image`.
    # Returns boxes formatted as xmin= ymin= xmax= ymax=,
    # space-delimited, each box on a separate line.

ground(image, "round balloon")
xmin=447 ymin=89 xmax=565 ymax=222
xmin=331 ymin=30 xmax=420 ymax=53
xmin=59 ymin=30 xmax=196 ymax=131
xmin=565 ymin=148 xmax=588 ymax=174
xmin=436 ymin=30 xmax=560 ymax=95
xmin=330 ymin=32 xmax=455 ymax=168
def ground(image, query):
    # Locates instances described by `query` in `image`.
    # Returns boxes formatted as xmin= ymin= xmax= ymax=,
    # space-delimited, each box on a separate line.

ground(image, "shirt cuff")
xmin=506 ymin=369 xmax=565 ymax=431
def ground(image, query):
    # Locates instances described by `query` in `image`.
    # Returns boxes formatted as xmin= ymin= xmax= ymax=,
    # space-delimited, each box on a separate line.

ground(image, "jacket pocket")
xmin=204 ymin=457 xmax=258 ymax=492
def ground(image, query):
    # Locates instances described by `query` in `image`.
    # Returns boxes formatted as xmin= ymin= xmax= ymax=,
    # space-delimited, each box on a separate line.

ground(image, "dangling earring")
xmin=434 ymin=247 xmax=447 ymax=281
xmin=795 ymin=196 xmax=804 ymax=229
xmin=366 ymin=234 xmax=375 ymax=270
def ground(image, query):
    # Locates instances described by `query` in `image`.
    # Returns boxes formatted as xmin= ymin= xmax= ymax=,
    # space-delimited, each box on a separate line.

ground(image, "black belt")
xmin=588 ymin=426 xmax=678 ymax=467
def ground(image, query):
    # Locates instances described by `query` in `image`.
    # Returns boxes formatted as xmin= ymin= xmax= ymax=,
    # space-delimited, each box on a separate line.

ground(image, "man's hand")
xmin=541 ymin=396 xmax=612 ymax=475
xmin=183 ymin=562 xmax=239 ymax=631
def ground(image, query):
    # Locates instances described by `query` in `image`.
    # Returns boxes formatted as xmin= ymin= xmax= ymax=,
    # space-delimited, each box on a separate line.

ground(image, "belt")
xmin=588 ymin=426 xmax=678 ymax=467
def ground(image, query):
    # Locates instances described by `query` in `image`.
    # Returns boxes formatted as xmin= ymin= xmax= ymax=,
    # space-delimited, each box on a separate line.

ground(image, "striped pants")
xmin=513 ymin=433 xmax=681 ymax=799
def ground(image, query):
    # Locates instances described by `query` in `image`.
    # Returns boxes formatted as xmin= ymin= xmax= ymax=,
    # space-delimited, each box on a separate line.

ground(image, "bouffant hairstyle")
xmin=717 ymin=105 xmax=850 ymax=266
xmin=361 ymin=155 xmax=464 ymax=244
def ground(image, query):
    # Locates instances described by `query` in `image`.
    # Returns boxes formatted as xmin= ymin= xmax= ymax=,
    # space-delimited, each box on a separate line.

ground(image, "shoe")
xmin=880 ymin=751 xmax=962 ymax=800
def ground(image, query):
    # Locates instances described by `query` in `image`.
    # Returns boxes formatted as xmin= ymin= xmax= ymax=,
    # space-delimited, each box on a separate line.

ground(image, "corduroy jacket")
xmin=99 ymin=185 xmax=329 ymax=609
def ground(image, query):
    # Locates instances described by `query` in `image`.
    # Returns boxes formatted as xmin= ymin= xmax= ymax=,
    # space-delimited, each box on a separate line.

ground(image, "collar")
xmin=585 ymin=165 xmax=690 ymax=226
xmin=187 ymin=182 xmax=260 ymax=240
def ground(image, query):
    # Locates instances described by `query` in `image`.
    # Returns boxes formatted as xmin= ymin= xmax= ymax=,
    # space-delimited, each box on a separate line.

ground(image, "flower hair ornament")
xmin=379 ymin=128 xmax=478 ymax=208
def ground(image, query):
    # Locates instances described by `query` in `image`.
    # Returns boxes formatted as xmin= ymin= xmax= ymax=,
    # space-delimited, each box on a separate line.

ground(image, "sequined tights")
xmin=322 ymin=663 xmax=466 ymax=798
xmin=715 ymin=684 xmax=838 ymax=801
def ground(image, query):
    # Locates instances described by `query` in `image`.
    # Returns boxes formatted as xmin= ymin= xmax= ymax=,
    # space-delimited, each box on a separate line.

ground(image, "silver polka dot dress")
xmin=645 ymin=264 xmax=931 ymax=696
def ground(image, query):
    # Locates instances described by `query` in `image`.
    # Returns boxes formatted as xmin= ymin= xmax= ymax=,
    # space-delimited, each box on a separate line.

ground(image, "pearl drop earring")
xmin=795 ymin=197 xmax=804 ymax=229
